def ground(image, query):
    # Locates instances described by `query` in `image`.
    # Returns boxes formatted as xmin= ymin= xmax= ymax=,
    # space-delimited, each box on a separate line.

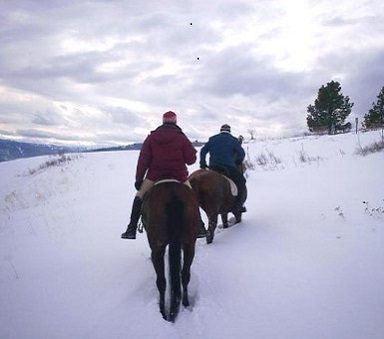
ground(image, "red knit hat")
xmin=163 ymin=111 xmax=177 ymax=124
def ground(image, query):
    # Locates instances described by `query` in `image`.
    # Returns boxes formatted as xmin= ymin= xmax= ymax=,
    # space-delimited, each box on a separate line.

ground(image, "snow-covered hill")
xmin=1 ymin=131 xmax=383 ymax=339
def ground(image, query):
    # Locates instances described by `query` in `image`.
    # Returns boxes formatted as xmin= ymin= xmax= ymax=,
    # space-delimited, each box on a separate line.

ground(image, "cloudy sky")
xmin=1 ymin=0 xmax=383 ymax=146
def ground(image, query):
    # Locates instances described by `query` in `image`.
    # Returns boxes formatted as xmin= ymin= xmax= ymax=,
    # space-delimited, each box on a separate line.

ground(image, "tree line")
xmin=306 ymin=81 xmax=384 ymax=134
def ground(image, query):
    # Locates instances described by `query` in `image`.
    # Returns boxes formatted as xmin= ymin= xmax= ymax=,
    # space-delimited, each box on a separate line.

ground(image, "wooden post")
xmin=355 ymin=117 xmax=358 ymax=134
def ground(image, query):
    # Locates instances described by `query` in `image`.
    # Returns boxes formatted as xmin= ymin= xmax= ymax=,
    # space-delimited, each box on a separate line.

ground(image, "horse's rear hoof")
xmin=182 ymin=297 xmax=189 ymax=307
xmin=168 ymin=303 xmax=180 ymax=322
xmin=234 ymin=213 xmax=242 ymax=224
xmin=206 ymin=234 xmax=213 ymax=244
xmin=160 ymin=308 xmax=167 ymax=320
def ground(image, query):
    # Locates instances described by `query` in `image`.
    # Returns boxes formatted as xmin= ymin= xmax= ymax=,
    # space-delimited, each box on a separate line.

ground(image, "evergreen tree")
xmin=363 ymin=86 xmax=384 ymax=129
xmin=306 ymin=81 xmax=354 ymax=134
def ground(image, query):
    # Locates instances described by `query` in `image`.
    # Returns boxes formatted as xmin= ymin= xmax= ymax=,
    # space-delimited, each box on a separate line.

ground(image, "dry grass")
xmin=28 ymin=154 xmax=79 ymax=175
xmin=355 ymin=141 xmax=384 ymax=156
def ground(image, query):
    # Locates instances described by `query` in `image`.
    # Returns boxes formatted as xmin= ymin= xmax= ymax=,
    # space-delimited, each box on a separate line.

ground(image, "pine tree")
xmin=363 ymin=86 xmax=384 ymax=129
xmin=306 ymin=81 xmax=354 ymax=134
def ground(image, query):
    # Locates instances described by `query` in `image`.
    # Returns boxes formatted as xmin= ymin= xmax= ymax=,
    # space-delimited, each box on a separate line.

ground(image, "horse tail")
xmin=167 ymin=191 xmax=184 ymax=320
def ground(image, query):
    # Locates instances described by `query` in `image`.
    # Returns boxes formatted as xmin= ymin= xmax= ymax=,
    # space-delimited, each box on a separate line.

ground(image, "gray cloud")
xmin=100 ymin=106 xmax=146 ymax=126
xmin=193 ymin=46 xmax=306 ymax=99
xmin=314 ymin=48 xmax=384 ymax=114
xmin=15 ymin=128 xmax=86 ymax=142
xmin=345 ymin=52 xmax=384 ymax=114
xmin=0 ymin=129 xmax=15 ymax=137
xmin=32 ymin=109 xmax=68 ymax=126
xmin=1 ymin=0 xmax=383 ymax=146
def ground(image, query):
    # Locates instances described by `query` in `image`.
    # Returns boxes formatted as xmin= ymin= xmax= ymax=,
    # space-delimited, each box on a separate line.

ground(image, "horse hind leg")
xmin=181 ymin=244 xmax=195 ymax=307
xmin=168 ymin=242 xmax=182 ymax=322
xmin=206 ymin=214 xmax=218 ymax=244
xmin=221 ymin=213 xmax=229 ymax=228
xmin=151 ymin=246 xmax=167 ymax=320
xmin=234 ymin=211 xmax=242 ymax=223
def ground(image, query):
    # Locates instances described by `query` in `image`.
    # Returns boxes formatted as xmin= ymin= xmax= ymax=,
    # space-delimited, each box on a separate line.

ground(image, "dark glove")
xmin=200 ymin=163 xmax=207 ymax=169
xmin=135 ymin=179 xmax=143 ymax=190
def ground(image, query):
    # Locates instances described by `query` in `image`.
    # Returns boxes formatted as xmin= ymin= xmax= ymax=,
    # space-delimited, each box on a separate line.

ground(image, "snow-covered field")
xmin=1 ymin=131 xmax=383 ymax=339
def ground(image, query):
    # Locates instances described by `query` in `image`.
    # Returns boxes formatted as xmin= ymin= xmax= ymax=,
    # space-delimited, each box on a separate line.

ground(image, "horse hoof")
xmin=161 ymin=310 xmax=167 ymax=320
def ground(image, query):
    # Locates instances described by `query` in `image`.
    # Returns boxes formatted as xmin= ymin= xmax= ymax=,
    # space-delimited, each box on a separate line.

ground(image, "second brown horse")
xmin=188 ymin=169 xmax=247 ymax=244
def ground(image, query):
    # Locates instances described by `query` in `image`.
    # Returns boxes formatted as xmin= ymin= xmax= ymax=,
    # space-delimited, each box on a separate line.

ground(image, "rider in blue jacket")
xmin=199 ymin=124 xmax=246 ymax=212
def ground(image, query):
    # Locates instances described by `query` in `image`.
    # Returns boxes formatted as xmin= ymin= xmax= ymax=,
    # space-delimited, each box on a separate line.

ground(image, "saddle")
xmin=154 ymin=179 xmax=192 ymax=190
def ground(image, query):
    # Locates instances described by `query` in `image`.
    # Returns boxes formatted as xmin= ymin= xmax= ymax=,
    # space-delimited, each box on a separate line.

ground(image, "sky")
xmin=1 ymin=0 xmax=384 ymax=147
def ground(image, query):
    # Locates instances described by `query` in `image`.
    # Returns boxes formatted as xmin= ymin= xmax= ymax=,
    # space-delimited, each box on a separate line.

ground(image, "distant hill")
xmin=0 ymin=138 xmax=206 ymax=162
xmin=88 ymin=143 xmax=143 ymax=153
xmin=0 ymin=139 xmax=85 ymax=162
xmin=88 ymin=140 xmax=204 ymax=154
xmin=0 ymin=139 xmax=142 ymax=162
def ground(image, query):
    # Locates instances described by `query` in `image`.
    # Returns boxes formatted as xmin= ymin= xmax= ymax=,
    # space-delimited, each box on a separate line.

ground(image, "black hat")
xmin=220 ymin=124 xmax=231 ymax=132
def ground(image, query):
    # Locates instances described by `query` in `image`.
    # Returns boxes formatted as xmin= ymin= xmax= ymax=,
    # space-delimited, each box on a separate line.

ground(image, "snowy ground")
xmin=1 ymin=131 xmax=383 ymax=339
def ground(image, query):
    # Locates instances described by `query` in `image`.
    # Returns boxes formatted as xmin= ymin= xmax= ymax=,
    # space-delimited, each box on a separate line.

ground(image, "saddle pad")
xmin=205 ymin=169 xmax=238 ymax=196
xmin=224 ymin=177 xmax=238 ymax=196
xmin=154 ymin=179 xmax=180 ymax=185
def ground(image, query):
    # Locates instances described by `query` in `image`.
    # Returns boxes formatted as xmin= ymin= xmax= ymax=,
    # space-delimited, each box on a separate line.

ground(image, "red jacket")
xmin=136 ymin=123 xmax=197 ymax=182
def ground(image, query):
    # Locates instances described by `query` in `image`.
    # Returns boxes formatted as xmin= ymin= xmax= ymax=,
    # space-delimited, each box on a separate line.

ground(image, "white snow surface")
xmin=1 ymin=131 xmax=383 ymax=339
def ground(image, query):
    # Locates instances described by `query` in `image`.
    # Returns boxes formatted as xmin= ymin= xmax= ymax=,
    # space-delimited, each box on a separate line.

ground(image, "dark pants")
xmin=210 ymin=164 xmax=246 ymax=208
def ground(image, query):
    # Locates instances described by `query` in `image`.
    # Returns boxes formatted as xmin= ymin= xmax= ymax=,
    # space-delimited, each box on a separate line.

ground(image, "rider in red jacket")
xmin=121 ymin=111 xmax=206 ymax=239
xmin=136 ymin=120 xmax=196 ymax=183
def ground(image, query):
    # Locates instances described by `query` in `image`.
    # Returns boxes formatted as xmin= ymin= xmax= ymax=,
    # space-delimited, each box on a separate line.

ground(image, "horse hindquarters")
xmin=143 ymin=182 xmax=198 ymax=322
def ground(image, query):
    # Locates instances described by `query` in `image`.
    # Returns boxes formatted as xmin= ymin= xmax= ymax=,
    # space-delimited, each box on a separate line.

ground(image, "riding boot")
xmin=233 ymin=185 xmax=246 ymax=213
xmin=197 ymin=218 xmax=207 ymax=238
xmin=121 ymin=196 xmax=143 ymax=239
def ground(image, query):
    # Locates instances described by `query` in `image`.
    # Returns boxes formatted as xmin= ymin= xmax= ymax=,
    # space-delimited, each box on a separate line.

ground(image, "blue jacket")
xmin=200 ymin=132 xmax=245 ymax=169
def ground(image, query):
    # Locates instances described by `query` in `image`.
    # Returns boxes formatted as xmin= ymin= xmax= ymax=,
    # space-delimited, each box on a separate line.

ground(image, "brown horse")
xmin=189 ymin=169 xmax=247 ymax=244
xmin=141 ymin=181 xmax=199 ymax=322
